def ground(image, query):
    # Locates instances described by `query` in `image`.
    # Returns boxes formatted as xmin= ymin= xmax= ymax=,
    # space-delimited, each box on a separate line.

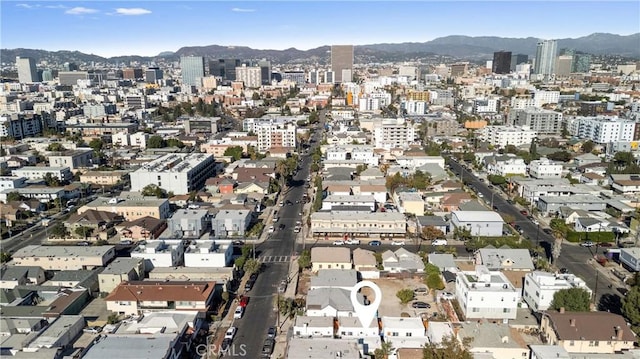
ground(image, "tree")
xmin=43 ymin=173 xmax=61 ymax=187
xmin=224 ymin=146 xmax=244 ymax=161
xmin=6 ymin=191 xmax=22 ymax=202
xmin=298 ymin=250 xmax=311 ymax=270
xmin=50 ymin=223 xmax=69 ymax=238
xmin=0 ymin=251 xmax=11 ymax=263
xmin=622 ymin=286 xmax=640 ymax=335
xmin=74 ymin=226 xmax=94 ymax=239
xmin=550 ymin=288 xmax=591 ymax=312
xmin=147 ymin=135 xmax=165 ymax=148
xmin=421 ymin=226 xmax=445 ymax=241
xmin=396 ymin=289 xmax=415 ymax=305
xmin=374 ymin=341 xmax=394 ymax=359
xmin=547 ymin=151 xmax=572 ymax=162
xmin=88 ymin=138 xmax=104 ymax=153
xmin=529 ymin=139 xmax=538 ymax=158
xmin=423 ymin=334 xmax=473 ymax=359
xmin=141 ymin=184 xmax=167 ymax=198
xmin=166 ymin=138 xmax=185 ymax=148
xmin=581 ymin=140 xmax=595 ymax=153
xmin=426 ymin=273 xmax=445 ymax=290
xmin=244 ymin=258 xmax=262 ymax=274
xmin=46 ymin=143 xmax=66 ymax=152
xmin=234 ymin=256 xmax=246 ymax=270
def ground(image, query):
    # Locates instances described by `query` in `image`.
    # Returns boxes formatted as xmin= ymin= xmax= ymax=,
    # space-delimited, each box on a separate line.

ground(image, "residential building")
xmin=610 ymin=174 xmax=640 ymax=194
xmin=310 ymin=269 xmax=358 ymax=291
xmin=620 ymin=247 xmax=640 ymax=272
xmin=457 ymin=321 xmax=536 ymax=359
xmin=522 ymin=271 xmax=591 ymax=311
xmin=540 ymin=311 xmax=636 ymax=353
xmin=117 ymin=216 xmax=167 ymax=241
xmin=310 ymin=212 xmax=407 ymax=240
xmin=48 ymin=149 xmax=94 ymax=170
xmin=130 ymin=240 xmax=185 ymax=272
xmin=529 ymin=345 xmax=571 ymax=359
xmin=337 ymin=316 xmax=379 ymax=338
xmin=510 ymin=108 xmax=563 ymax=135
xmin=310 ymin=247 xmax=351 ymax=272
xmin=485 ymin=155 xmax=527 ymax=176
xmin=478 ymin=125 xmax=538 ymax=148
xmin=381 ymin=316 xmax=427 ymax=345
xmin=105 ymin=280 xmax=217 ymax=316
xmin=534 ymin=39 xmax=558 ymax=76
xmin=0 ymin=176 xmax=27 ymax=191
xmin=574 ymin=116 xmax=638 ymax=144
xmin=183 ymin=240 xmax=233 ymax=268
xmin=167 ymin=209 xmax=211 ymax=238
xmin=492 ymin=51 xmax=512 ymax=74
xmin=455 ymin=265 xmax=520 ymax=320
xmin=451 ymin=211 xmax=505 ymax=236
xmin=235 ymin=64 xmax=262 ymax=88
xmin=287 ymin=338 xmax=360 ymax=359
xmin=537 ymin=194 xmax=607 ymax=216
xmin=529 ymin=158 xmax=563 ymax=178
xmin=382 ymin=248 xmax=424 ymax=273
xmin=0 ymin=113 xmax=46 ymax=140
xmin=27 ymin=315 xmax=84 ymax=351
xmin=130 ymin=153 xmax=216 ymax=195
xmin=397 ymin=192 xmax=424 ymax=216
xmin=373 ymin=118 xmax=416 ymax=149
xmin=331 ymin=45 xmax=354 ymax=83
xmin=98 ymin=257 xmax=144 ymax=294
xmin=292 ymin=316 xmax=334 ymax=337
xmin=476 ymin=248 xmax=534 ymax=271
xmin=352 ymin=248 xmax=378 ymax=279
xmin=306 ymin=287 xmax=362 ymax=317
xmin=0 ymin=266 xmax=46 ymax=289
xmin=80 ymin=170 xmax=128 ymax=186
xmin=180 ymin=56 xmax=205 ymax=87
xmin=255 ymin=122 xmax=296 ymax=152
xmin=211 ymin=209 xmax=252 ymax=238
xmin=82 ymin=334 xmax=182 ymax=359
xmin=11 ymin=245 xmax=115 ymax=270
xmin=16 ymin=56 xmax=38 ymax=83
xmin=11 ymin=166 xmax=72 ymax=182
xmin=79 ymin=194 xmax=171 ymax=221
xmin=321 ymin=194 xmax=376 ymax=211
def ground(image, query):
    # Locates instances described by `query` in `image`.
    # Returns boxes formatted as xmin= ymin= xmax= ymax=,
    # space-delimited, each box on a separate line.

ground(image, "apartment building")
xmin=11 ymin=245 xmax=116 ymax=270
xmin=573 ymin=116 xmax=638 ymax=144
xmin=478 ymin=125 xmax=537 ymax=148
xmin=183 ymin=240 xmax=234 ymax=268
xmin=130 ymin=153 xmax=216 ymax=195
xmin=235 ymin=65 xmax=262 ymax=88
xmin=0 ymin=176 xmax=27 ymax=191
xmin=0 ymin=113 xmax=46 ymax=139
xmin=373 ymin=118 xmax=416 ymax=149
xmin=11 ymin=166 xmax=73 ymax=182
xmin=130 ymin=240 xmax=185 ymax=272
xmin=78 ymin=193 xmax=171 ymax=220
xmin=510 ymin=108 xmax=563 ymax=135
xmin=98 ymin=257 xmax=145 ymax=294
xmin=255 ymin=122 xmax=297 ymax=152
xmin=80 ymin=170 xmax=129 ymax=186
xmin=48 ymin=149 xmax=94 ymax=170
xmin=455 ymin=265 xmax=520 ymax=320
xmin=310 ymin=212 xmax=406 ymax=239
xmin=528 ymin=158 xmax=563 ymax=178
xmin=323 ymin=145 xmax=379 ymax=167
xmin=522 ymin=271 xmax=591 ymax=311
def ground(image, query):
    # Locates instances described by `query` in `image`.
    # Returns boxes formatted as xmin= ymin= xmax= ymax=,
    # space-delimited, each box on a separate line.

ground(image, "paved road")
xmin=226 ymin=117 xmax=323 ymax=358
xmin=447 ymin=158 xmax=620 ymax=308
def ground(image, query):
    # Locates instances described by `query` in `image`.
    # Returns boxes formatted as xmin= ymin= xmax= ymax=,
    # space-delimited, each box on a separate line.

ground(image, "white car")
xmin=268 ymin=225 xmax=274 ymax=233
xmin=224 ymin=327 xmax=237 ymax=339
xmin=345 ymin=239 xmax=360 ymax=245
xmin=440 ymin=292 xmax=455 ymax=300
xmin=391 ymin=241 xmax=405 ymax=246
xmin=294 ymin=226 xmax=301 ymax=233
xmin=233 ymin=307 xmax=244 ymax=319
xmin=333 ymin=240 xmax=345 ymax=246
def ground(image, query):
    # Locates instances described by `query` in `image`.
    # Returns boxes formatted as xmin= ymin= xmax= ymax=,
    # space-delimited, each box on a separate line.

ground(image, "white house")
xmin=337 ymin=316 xmax=379 ymax=338
xmin=486 ymin=156 xmax=527 ymax=176
xmin=306 ymin=287 xmax=361 ymax=317
xmin=130 ymin=240 xmax=185 ymax=272
xmin=382 ymin=248 xmax=424 ymax=273
xmin=426 ymin=322 xmax=455 ymax=345
xmin=183 ymin=240 xmax=234 ymax=268
xmin=380 ymin=317 xmax=429 ymax=350
xmin=395 ymin=155 xmax=445 ymax=170
xmin=321 ymin=194 xmax=376 ymax=211
xmin=309 ymin=269 xmax=358 ymax=291
xmin=620 ymin=247 xmax=640 ymax=272
xmin=451 ymin=211 xmax=504 ymax=237
xmin=455 ymin=265 xmax=520 ymax=320
xmin=529 ymin=158 xmax=563 ymax=179
xmin=292 ymin=316 xmax=334 ymax=338
xmin=522 ymin=271 xmax=592 ymax=311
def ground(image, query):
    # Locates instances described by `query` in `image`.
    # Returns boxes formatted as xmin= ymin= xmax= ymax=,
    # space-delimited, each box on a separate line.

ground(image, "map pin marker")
xmin=350 ymin=280 xmax=382 ymax=328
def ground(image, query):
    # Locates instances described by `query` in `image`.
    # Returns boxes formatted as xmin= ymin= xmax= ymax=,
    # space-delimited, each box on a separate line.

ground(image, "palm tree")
xmin=378 ymin=340 xmax=394 ymax=359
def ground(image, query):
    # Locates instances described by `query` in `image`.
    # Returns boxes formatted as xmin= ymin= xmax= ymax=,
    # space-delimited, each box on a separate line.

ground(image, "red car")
xmin=520 ymin=210 xmax=528 ymax=216
xmin=239 ymin=295 xmax=249 ymax=308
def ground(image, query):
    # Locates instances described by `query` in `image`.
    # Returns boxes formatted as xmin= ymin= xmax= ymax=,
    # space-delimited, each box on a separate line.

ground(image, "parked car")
xmin=277 ymin=280 xmax=287 ymax=293
xmin=440 ymin=292 xmax=455 ymax=300
xmin=244 ymin=280 xmax=255 ymax=292
xmin=559 ymin=268 xmax=569 ymax=274
xmin=239 ymin=295 xmax=249 ymax=308
xmin=225 ymin=327 xmax=237 ymax=339
xmin=412 ymin=301 xmax=431 ymax=309
xmin=333 ymin=240 xmax=345 ymax=246
xmin=278 ymin=224 xmax=285 ymax=230
xmin=345 ymin=239 xmax=360 ymax=245
xmin=294 ymin=226 xmax=301 ymax=233
xmin=233 ymin=307 xmax=244 ymax=319
xmin=391 ymin=241 xmax=405 ymax=246
xmin=520 ymin=210 xmax=528 ymax=216
xmin=262 ymin=339 xmax=275 ymax=355
xmin=268 ymin=225 xmax=275 ymax=233
xmin=267 ymin=326 xmax=277 ymax=339
xmin=580 ymin=241 xmax=595 ymax=247
xmin=369 ymin=240 xmax=382 ymax=246
xmin=83 ymin=326 xmax=102 ymax=334
xmin=598 ymin=242 xmax=613 ymax=247
xmin=413 ymin=287 xmax=428 ymax=295
xmin=432 ymin=239 xmax=447 ymax=246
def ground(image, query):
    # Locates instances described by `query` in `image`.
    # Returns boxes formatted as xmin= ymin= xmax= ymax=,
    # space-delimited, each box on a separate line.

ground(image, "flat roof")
xmin=287 ymin=338 xmax=360 ymax=359
xmin=82 ymin=334 xmax=176 ymax=359
xmin=13 ymin=245 xmax=114 ymax=259
xmin=134 ymin=153 xmax=213 ymax=174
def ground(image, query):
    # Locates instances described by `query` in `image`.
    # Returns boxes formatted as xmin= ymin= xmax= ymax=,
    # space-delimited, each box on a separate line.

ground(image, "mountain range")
xmin=2 ymin=33 xmax=638 ymax=65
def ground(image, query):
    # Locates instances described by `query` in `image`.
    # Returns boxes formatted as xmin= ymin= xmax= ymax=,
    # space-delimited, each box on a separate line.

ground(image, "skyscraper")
xmin=510 ymin=54 xmax=529 ymax=72
xmin=16 ymin=56 xmax=39 ymax=83
xmin=257 ymin=60 xmax=271 ymax=85
xmin=180 ymin=56 xmax=205 ymax=86
xmin=572 ymin=53 xmax=592 ymax=73
xmin=492 ymin=51 xmax=512 ymax=74
xmin=331 ymin=45 xmax=354 ymax=83
xmin=145 ymin=67 xmax=163 ymax=84
xmin=534 ymin=40 xmax=558 ymax=76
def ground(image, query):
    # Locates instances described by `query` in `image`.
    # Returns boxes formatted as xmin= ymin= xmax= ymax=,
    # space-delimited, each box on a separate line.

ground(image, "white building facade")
xmin=455 ymin=265 xmax=520 ymax=320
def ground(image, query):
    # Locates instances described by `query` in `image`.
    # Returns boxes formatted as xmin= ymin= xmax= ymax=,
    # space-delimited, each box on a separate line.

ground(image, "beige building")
xmin=80 ymin=171 xmax=129 ymax=186
xmin=98 ymin=257 xmax=145 ymax=294
xmin=397 ymin=192 xmax=424 ymax=216
xmin=541 ymin=311 xmax=636 ymax=354
xmin=310 ymin=212 xmax=407 ymax=239
xmin=48 ymin=149 xmax=94 ymax=170
xmin=78 ymin=194 xmax=171 ymax=221
xmin=310 ymin=247 xmax=352 ymax=272
xmin=11 ymin=245 xmax=115 ymax=270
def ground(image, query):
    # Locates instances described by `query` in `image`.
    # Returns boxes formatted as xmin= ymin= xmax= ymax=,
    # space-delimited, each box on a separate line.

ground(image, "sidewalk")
xmin=270 ymin=257 xmax=300 ymax=359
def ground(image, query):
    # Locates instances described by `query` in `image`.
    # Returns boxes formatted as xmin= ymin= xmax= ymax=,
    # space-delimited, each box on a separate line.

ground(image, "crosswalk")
xmin=259 ymin=255 xmax=291 ymax=263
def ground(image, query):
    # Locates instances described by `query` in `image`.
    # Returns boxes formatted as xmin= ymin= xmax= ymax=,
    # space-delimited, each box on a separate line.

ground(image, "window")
xmin=391 ymin=332 xmax=399 ymax=336
xmin=406 ymin=332 xmax=412 ymax=337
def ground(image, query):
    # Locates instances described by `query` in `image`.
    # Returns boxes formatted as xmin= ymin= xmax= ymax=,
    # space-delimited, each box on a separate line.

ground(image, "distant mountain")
xmin=2 ymin=33 xmax=638 ymax=65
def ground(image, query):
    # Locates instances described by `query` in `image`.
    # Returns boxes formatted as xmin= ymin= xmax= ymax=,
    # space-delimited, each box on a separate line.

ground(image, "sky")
xmin=2 ymin=1 xmax=639 ymax=58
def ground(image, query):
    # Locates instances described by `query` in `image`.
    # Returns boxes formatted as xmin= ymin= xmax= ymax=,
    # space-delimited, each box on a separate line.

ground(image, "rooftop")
xmin=12 ymin=245 xmax=114 ymax=259
xmin=105 ymin=280 xmax=215 ymax=302
xmin=134 ymin=153 xmax=213 ymax=174
xmin=82 ymin=334 xmax=177 ymax=359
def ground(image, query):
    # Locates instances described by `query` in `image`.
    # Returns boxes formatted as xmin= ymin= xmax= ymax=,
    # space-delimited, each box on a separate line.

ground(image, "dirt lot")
xmin=370 ymin=277 xmax=440 ymax=319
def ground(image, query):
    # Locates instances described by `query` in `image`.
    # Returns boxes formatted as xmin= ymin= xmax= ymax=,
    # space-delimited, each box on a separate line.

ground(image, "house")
xmin=620 ymin=247 xmax=640 ymax=272
xmin=11 ymin=245 xmax=115 ymax=270
xmin=381 ymin=317 xmax=429 ymax=349
xmin=234 ymin=181 xmax=268 ymax=194
xmin=522 ymin=271 xmax=591 ymax=311
xmin=416 ymin=215 xmax=448 ymax=234
xmin=484 ymin=155 xmax=527 ymax=176
xmin=79 ymin=194 xmax=171 ymax=221
xmin=167 ymin=209 xmax=212 ymax=238
xmin=16 ymin=200 xmax=46 ymax=213
xmin=427 ymin=253 xmax=457 ymax=272
xmin=451 ymin=211 xmax=505 ymax=236
xmin=397 ymin=192 xmax=424 ymax=216
xmin=574 ymin=153 xmax=601 ymax=167
xmin=353 ymin=248 xmax=378 ymax=279
xmin=610 ymin=174 xmax=640 ymax=194
xmin=540 ymin=311 xmax=636 ymax=353
xmin=105 ymin=280 xmax=217 ymax=316
xmin=211 ymin=209 xmax=252 ymax=238
xmin=130 ymin=240 xmax=184 ymax=272
xmin=441 ymin=192 xmax=473 ymax=212
xmin=309 ymin=269 xmax=358 ymax=290
xmin=306 ymin=287 xmax=361 ymax=317
xmin=0 ymin=266 xmax=46 ymax=289
xmin=476 ymin=248 xmax=534 ymax=271
xmin=574 ymin=217 xmax=608 ymax=232
xmin=337 ymin=316 xmax=379 ymax=338
xmin=529 ymin=345 xmax=570 ymax=359
xmin=580 ymin=172 xmax=606 ymax=186
xmin=65 ymin=209 xmax=120 ymax=235
xmin=455 ymin=265 xmax=520 ymax=320
xmin=358 ymin=184 xmax=388 ymax=204
xmin=529 ymin=158 xmax=563 ymax=179
xmin=45 ymin=270 xmax=99 ymax=292
xmin=457 ymin=321 xmax=536 ymax=359
xmin=26 ymin=315 xmax=84 ymax=351
xmin=287 ymin=338 xmax=361 ymax=359
xmin=292 ymin=316 xmax=334 ymax=337
xmin=310 ymin=212 xmax=407 ymax=239
xmin=359 ymin=167 xmax=384 ymax=180
xmin=80 ymin=170 xmax=128 ymax=186
xmin=205 ymin=177 xmax=235 ymax=194
xmin=117 ymin=216 xmax=167 ymax=241
xmin=98 ymin=258 xmax=144 ymax=294
xmin=310 ymin=247 xmax=351 ymax=272
xmin=382 ymin=248 xmax=424 ymax=273
xmin=426 ymin=321 xmax=455 ymax=346
xmin=183 ymin=240 xmax=234 ymax=268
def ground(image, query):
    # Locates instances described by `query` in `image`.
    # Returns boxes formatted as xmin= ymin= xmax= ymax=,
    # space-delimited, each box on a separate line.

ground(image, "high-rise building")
xmin=257 ymin=60 xmax=271 ymax=85
xmin=509 ymin=108 xmax=564 ymax=135
xmin=555 ymin=55 xmax=573 ymax=76
xmin=145 ymin=67 xmax=163 ymax=83
xmin=282 ymin=71 xmax=306 ymax=85
xmin=16 ymin=56 xmax=39 ymax=83
xmin=572 ymin=53 xmax=592 ymax=73
xmin=534 ymin=40 xmax=558 ymax=76
xmin=123 ymin=68 xmax=143 ymax=80
xmin=492 ymin=51 xmax=512 ymax=74
xmin=510 ymin=54 xmax=529 ymax=72
xmin=180 ymin=56 xmax=205 ymax=87
xmin=255 ymin=123 xmax=297 ymax=152
xmin=235 ymin=65 xmax=262 ymax=88
xmin=331 ymin=45 xmax=354 ymax=83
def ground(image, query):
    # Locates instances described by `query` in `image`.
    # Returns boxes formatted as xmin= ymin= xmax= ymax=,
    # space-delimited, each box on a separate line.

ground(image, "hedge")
xmin=565 ymin=230 xmax=615 ymax=243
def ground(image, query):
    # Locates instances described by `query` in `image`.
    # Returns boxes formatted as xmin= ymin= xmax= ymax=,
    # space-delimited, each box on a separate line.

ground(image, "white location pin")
xmin=350 ymin=280 xmax=382 ymax=328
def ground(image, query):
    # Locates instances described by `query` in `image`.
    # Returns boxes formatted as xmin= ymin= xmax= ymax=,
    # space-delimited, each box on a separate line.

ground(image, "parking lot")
xmin=369 ymin=277 xmax=441 ymax=318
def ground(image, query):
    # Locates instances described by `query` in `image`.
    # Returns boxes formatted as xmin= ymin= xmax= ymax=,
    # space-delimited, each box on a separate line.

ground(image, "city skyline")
xmin=2 ymin=1 xmax=639 ymax=58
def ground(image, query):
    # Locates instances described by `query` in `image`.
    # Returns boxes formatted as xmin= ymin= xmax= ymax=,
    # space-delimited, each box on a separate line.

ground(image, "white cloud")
xmin=231 ymin=7 xmax=255 ymax=13
xmin=16 ymin=4 xmax=39 ymax=9
xmin=45 ymin=5 xmax=67 ymax=9
xmin=115 ymin=8 xmax=152 ymax=16
xmin=65 ymin=7 xmax=98 ymax=15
